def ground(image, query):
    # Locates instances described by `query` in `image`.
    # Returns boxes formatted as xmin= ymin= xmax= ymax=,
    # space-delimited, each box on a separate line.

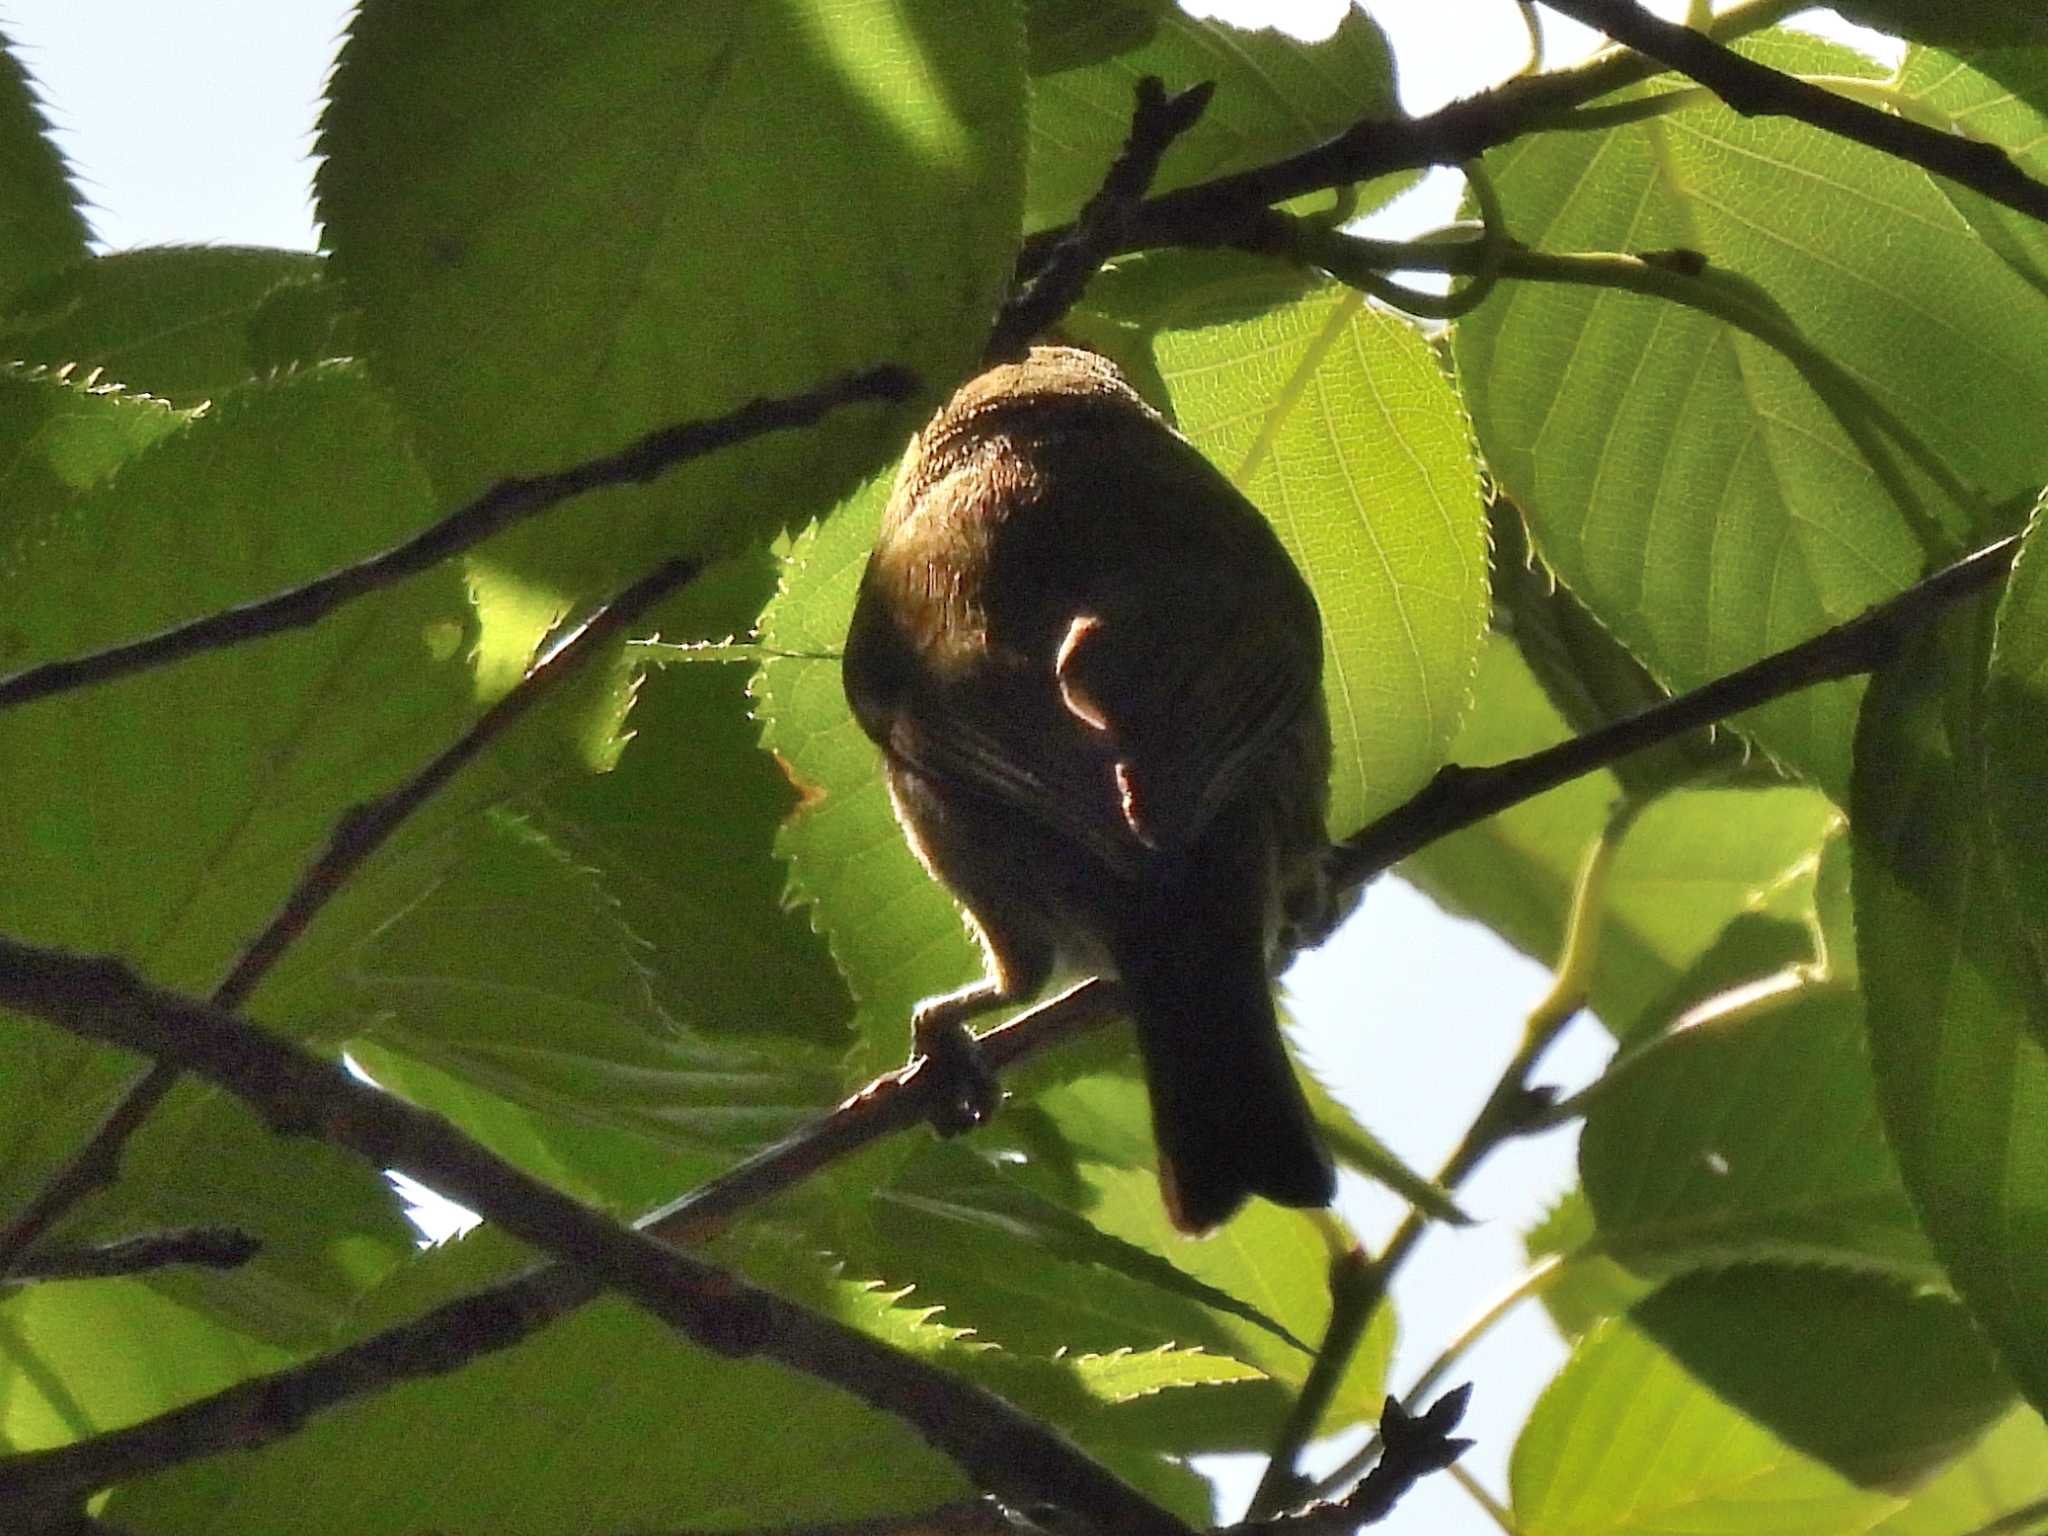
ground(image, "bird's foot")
xmin=912 ymin=993 xmax=1004 ymax=1135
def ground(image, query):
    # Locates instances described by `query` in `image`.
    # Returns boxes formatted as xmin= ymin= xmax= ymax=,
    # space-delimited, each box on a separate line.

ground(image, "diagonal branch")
xmin=0 ymin=978 xmax=1128 ymax=1512
xmin=1537 ymin=0 xmax=2048 ymax=227
xmin=0 ymin=558 xmax=702 ymax=1278
xmin=0 ymin=364 xmax=914 ymax=715
xmin=1331 ymin=531 xmax=2021 ymax=889
xmin=0 ymin=950 xmax=1183 ymax=1535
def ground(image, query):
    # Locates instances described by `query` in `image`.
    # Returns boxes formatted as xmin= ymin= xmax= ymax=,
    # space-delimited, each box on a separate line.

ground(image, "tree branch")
xmin=1330 ymin=531 xmax=2021 ymax=889
xmin=1252 ymin=1389 xmax=1472 ymax=1534
xmin=0 ymin=977 xmax=1128 ymax=1510
xmin=0 ymin=951 xmax=1183 ymax=1536
xmin=0 ymin=364 xmax=914 ymax=715
xmin=1 ymin=1227 xmax=257 ymax=1285
xmin=1538 ymin=0 xmax=2048 ymax=227
xmin=1016 ymin=0 xmax=1803 ymax=271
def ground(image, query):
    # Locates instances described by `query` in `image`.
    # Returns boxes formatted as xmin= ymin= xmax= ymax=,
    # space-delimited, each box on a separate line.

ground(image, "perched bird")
xmin=842 ymin=345 xmax=1335 ymax=1233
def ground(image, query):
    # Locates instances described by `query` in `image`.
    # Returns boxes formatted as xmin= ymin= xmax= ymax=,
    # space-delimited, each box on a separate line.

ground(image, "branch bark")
xmin=0 ymin=365 xmax=914 ymax=715
xmin=0 ymin=950 xmax=1183 ymax=1536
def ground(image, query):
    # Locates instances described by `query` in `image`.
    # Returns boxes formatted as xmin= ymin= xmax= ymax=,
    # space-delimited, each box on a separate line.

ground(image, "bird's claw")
xmin=913 ymin=1016 xmax=1001 ymax=1135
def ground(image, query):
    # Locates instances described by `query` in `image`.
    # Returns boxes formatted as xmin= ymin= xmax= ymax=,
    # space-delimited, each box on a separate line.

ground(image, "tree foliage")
xmin=2 ymin=2 xmax=2046 ymax=1532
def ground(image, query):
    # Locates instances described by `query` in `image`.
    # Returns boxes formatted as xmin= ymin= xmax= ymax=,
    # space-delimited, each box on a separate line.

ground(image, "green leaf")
xmin=0 ymin=247 xmax=332 ymax=406
xmin=1068 ymin=1342 xmax=1263 ymax=1400
xmin=316 ymin=0 xmax=1026 ymax=588
xmin=1523 ymin=1189 xmax=1654 ymax=1340
xmin=858 ymin=1139 xmax=1310 ymax=1356
xmin=1851 ymin=606 xmax=2048 ymax=1416
xmin=104 ymin=1231 xmax=972 ymax=1534
xmin=1867 ymin=1406 xmax=2048 ymax=1534
xmin=756 ymin=473 xmax=976 ymax=1084
xmin=1579 ymin=969 xmax=1939 ymax=1285
xmin=789 ymin=1238 xmax=1217 ymax=1521
xmin=1024 ymin=0 xmax=1170 ymax=76
xmin=544 ymin=626 xmax=854 ymax=1050
xmin=0 ymin=369 xmax=488 ymax=1326
xmin=330 ymin=808 xmax=843 ymax=1212
xmin=1834 ymin=1 xmax=2048 ymax=45
xmin=1898 ymin=45 xmax=2048 ymax=300
xmin=0 ymin=32 xmax=87 ymax=307
xmin=1630 ymin=1270 xmax=2011 ymax=1491
xmin=1490 ymin=496 xmax=1774 ymax=798
xmin=0 ymin=366 xmax=485 ymax=1342
xmin=0 ymin=365 xmax=475 ymax=1001
xmin=1512 ymin=1270 xmax=2018 ymax=1535
xmin=1025 ymin=7 xmax=1398 ymax=232
xmin=0 ymin=1280 xmax=289 ymax=1456
xmin=1983 ymin=499 xmax=2048 ymax=1049
xmin=0 ymin=367 xmax=187 ymax=544
xmin=1074 ymin=1163 xmax=1389 ymax=1440
xmin=1458 ymin=31 xmax=2048 ymax=794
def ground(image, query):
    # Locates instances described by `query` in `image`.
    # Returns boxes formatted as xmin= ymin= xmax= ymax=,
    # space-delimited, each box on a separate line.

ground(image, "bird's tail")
xmin=1115 ymin=869 xmax=1335 ymax=1234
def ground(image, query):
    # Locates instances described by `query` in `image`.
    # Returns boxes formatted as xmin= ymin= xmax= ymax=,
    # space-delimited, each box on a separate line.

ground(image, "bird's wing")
xmin=1056 ymin=544 xmax=1324 ymax=854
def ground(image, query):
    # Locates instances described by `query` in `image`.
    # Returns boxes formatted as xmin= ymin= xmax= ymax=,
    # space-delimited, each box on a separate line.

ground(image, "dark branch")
xmin=1538 ymin=0 xmax=2048 ymax=227
xmin=1331 ymin=533 xmax=2021 ymax=890
xmin=0 ymin=950 xmax=1185 ymax=1536
xmin=1247 ymin=1389 xmax=1472 ymax=1533
xmin=0 ymin=1063 xmax=180 ymax=1278
xmin=0 ymin=364 xmax=915 ymax=715
xmin=0 ymin=980 xmax=1129 ymax=1510
xmin=987 ymin=76 xmax=1216 ymax=361
xmin=1015 ymin=5 xmax=1794 ymax=275
xmin=215 ymin=556 xmax=699 ymax=1005
xmin=1248 ymin=1246 xmax=1381 ymax=1517
xmin=2 ymin=1227 xmax=258 ymax=1284
xmin=1333 ymin=1388 xmax=1474 ymax=1528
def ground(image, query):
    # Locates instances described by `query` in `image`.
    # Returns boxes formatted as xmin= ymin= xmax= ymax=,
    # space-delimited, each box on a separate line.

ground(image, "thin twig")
xmin=1538 ymin=0 xmax=2048 ymax=227
xmin=2 ymin=1227 xmax=257 ymax=1284
xmin=0 ymin=364 xmax=915 ymax=714
xmin=218 ymin=556 xmax=699 ymax=1000
xmin=0 ymin=557 xmax=702 ymax=1278
xmin=1246 ymin=1246 xmax=1382 ymax=1518
xmin=1251 ymin=1390 xmax=1472 ymax=1534
xmin=0 ymin=963 xmax=1179 ymax=1533
xmin=987 ymin=76 xmax=1216 ymax=361
xmin=0 ymin=1063 xmax=181 ymax=1277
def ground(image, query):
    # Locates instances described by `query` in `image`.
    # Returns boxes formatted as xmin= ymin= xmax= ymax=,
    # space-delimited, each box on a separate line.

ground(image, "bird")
xmin=841 ymin=344 xmax=1336 ymax=1233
